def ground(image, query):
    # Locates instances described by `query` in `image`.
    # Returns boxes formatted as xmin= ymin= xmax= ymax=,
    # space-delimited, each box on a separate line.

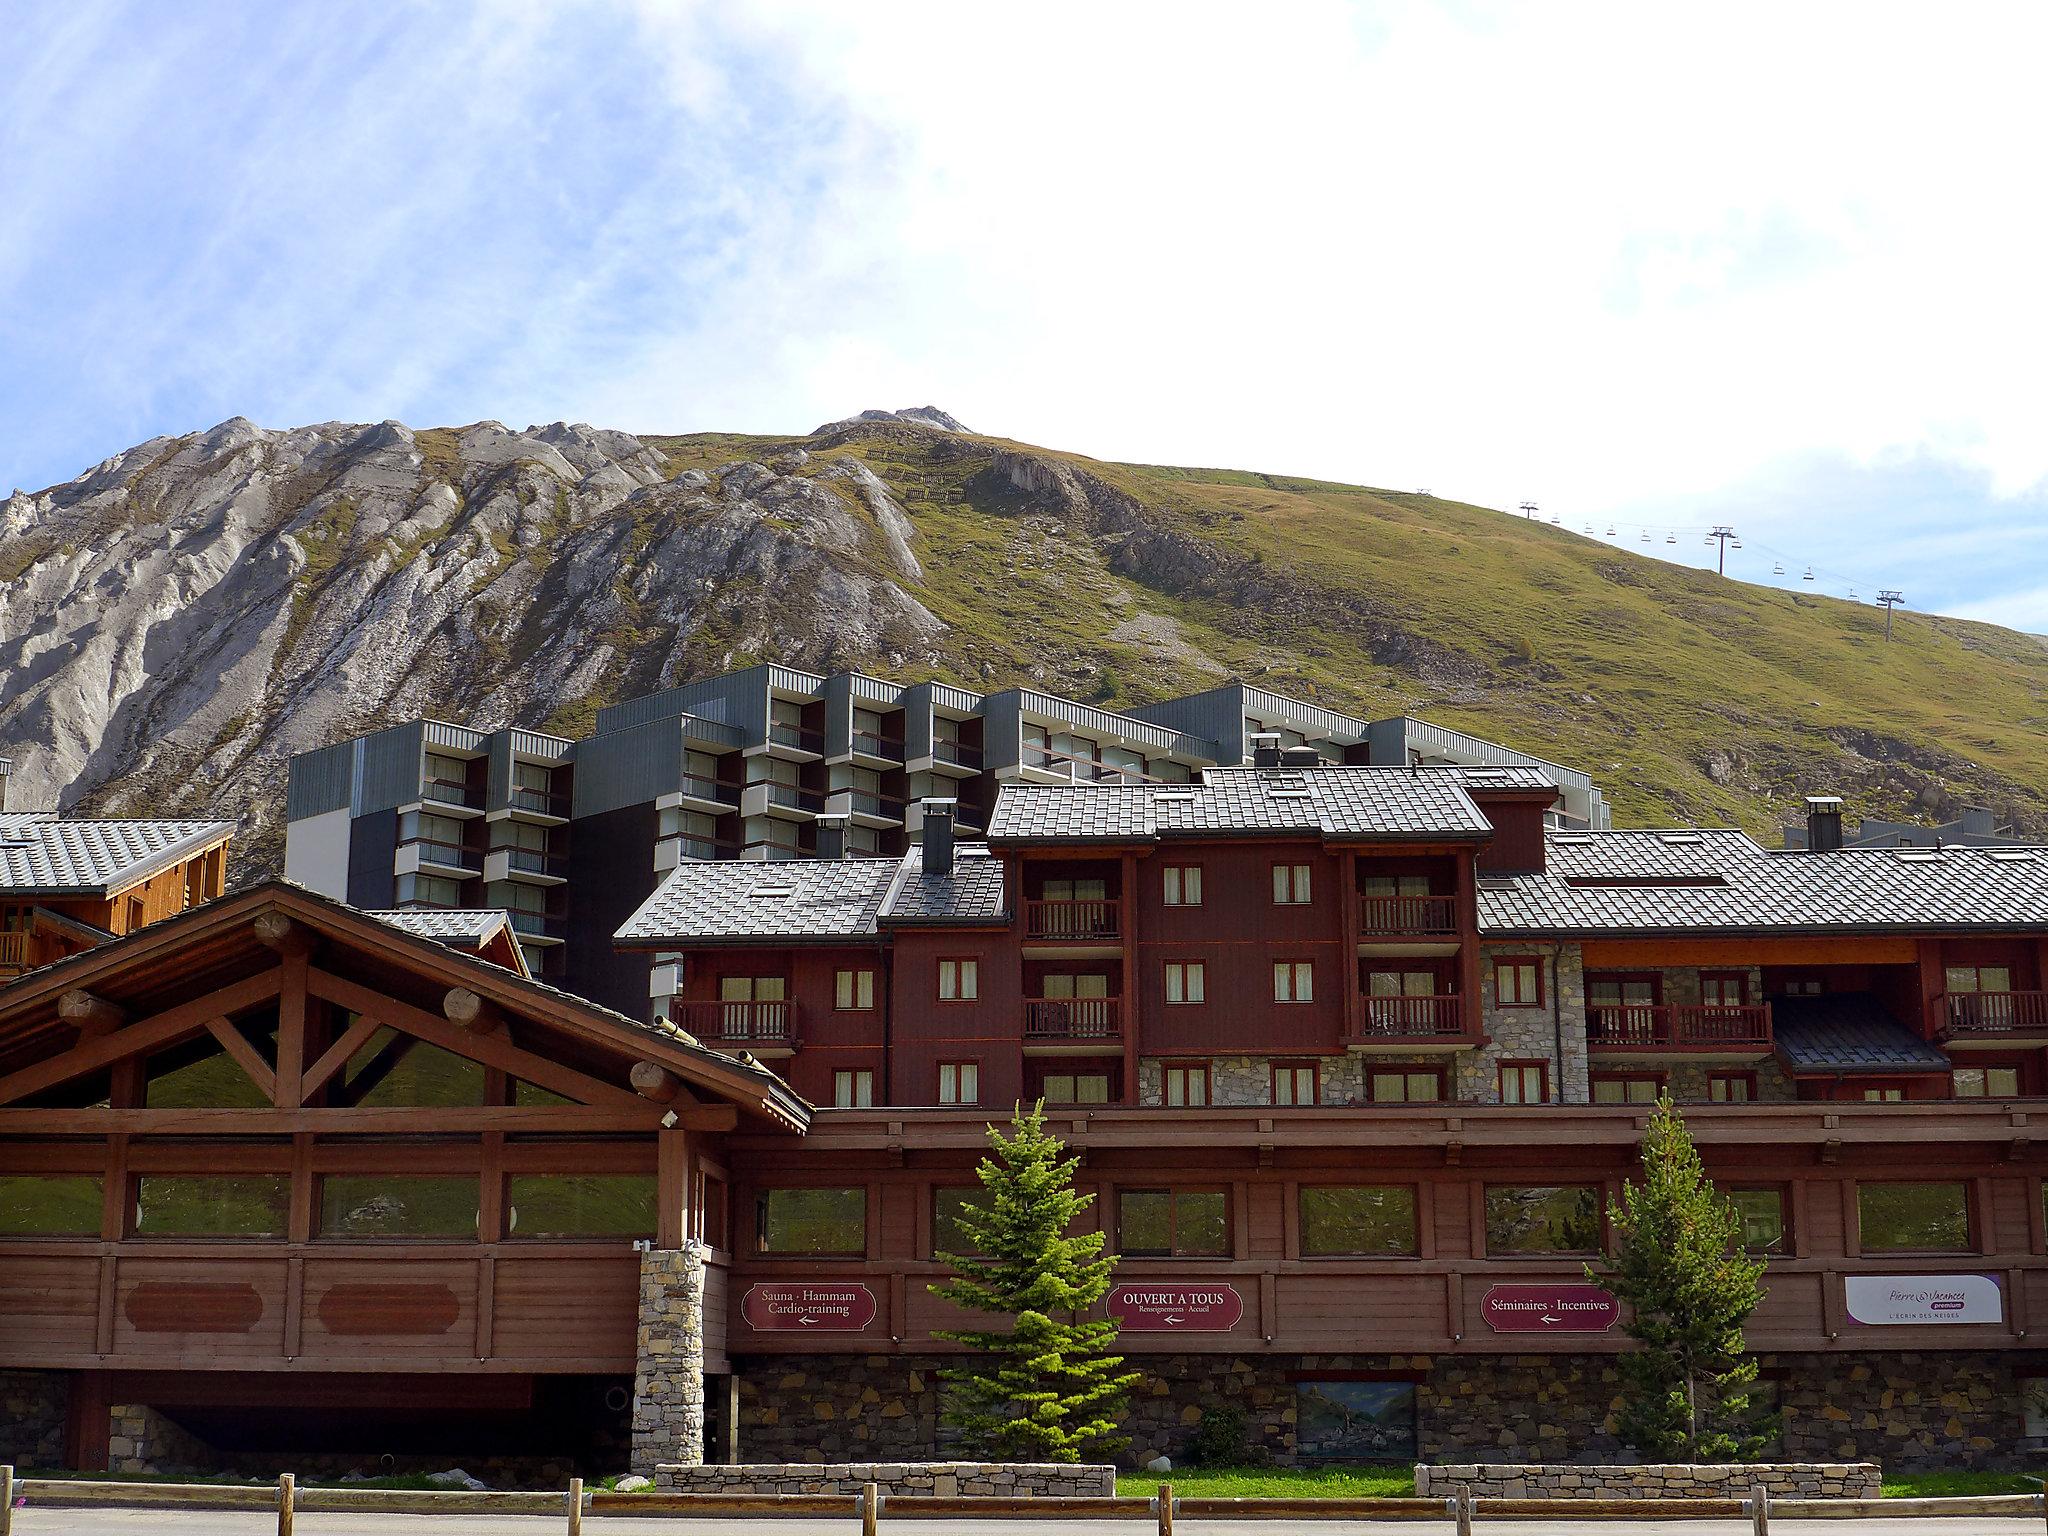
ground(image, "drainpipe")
xmin=1551 ymin=941 xmax=1570 ymax=1103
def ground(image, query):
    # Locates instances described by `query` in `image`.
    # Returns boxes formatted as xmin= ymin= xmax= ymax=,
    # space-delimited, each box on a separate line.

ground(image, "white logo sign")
xmin=1844 ymin=1274 xmax=2003 ymax=1326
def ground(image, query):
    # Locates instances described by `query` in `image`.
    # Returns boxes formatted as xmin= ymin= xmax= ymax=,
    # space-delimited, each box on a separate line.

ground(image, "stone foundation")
xmin=738 ymin=1355 xmax=944 ymax=1462
xmin=655 ymin=1461 xmax=1114 ymax=1497
xmin=1416 ymin=1462 xmax=1879 ymax=1499
xmin=0 ymin=1369 xmax=70 ymax=1470
xmin=631 ymin=1244 xmax=707 ymax=1471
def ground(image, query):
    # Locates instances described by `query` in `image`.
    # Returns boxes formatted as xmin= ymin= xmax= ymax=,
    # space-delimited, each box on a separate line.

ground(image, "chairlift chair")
xmin=1772 ymin=562 xmax=1785 ymax=575
xmin=1665 ymin=532 xmax=1677 ymax=544
xmin=1640 ymin=530 xmax=1651 ymax=542
xmin=1803 ymin=567 xmax=1815 ymax=581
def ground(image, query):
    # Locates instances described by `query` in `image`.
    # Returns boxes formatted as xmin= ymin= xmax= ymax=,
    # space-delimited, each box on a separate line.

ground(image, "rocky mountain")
xmin=5 ymin=408 xmax=2048 ymax=876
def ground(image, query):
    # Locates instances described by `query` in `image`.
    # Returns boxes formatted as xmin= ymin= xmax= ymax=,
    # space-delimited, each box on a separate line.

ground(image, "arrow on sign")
xmin=1541 ymin=1314 xmax=1561 ymax=1324
xmin=1161 ymin=1315 xmax=1182 ymax=1324
xmin=799 ymin=1316 xmax=817 ymax=1326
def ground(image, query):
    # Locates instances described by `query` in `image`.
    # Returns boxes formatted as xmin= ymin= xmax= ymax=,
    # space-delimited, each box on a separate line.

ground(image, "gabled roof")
xmin=1773 ymin=995 xmax=1954 ymax=1075
xmin=1480 ymin=830 xmax=2048 ymax=935
xmin=365 ymin=908 xmax=531 ymax=977
xmin=880 ymin=847 xmax=1008 ymax=926
xmin=985 ymin=766 xmax=1495 ymax=846
xmin=0 ymin=816 xmax=234 ymax=898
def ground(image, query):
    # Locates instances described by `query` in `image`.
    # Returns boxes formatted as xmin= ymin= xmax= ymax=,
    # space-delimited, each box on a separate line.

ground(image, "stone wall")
xmin=1 ymin=1369 xmax=70 ymax=1469
xmin=1415 ymin=1462 xmax=1879 ymax=1499
xmin=655 ymin=1461 xmax=1115 ymax=1497
xmin=1767 ymin=1350 xmax=2019 ymax=1468
xmin=1469 ymin=943 xmax=1589 ymax=1103
xmin=107 ymin=1404 xmax=220 ymax=1476
xmin=631 ymin=1243 xmax=708 ymax=1471
xmin=737 ymin=1355 xmax=944 ymax=1463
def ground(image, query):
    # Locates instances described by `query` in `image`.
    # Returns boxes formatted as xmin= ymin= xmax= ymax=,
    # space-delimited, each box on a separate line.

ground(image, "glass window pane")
xmin=343 ymin=1028 xmax=484 ymax=1108
xmin=757 ymin=1187 xmax=866 ymax=1254
xmin=506 ymin=1174 xmax=656 ymax=1239
xmin=933 ymin=1187 xmax=986 ymax=1256
xmin=1076 ymin=1075 xmax=1110 ymax=1104
xmin=1858 ymin=1181 xmax=1970 ymax=1252
xmin=136 ymin=1174 xmax=290 ymax=1238
xmin=1119 ymin=1190 xmax=1173 ymax=1256
xmin=1296 ymin=1380 xmax=1416 ymax=1461
xmin=1300 ymin=1186 xmax=1419 ymax=1257
xmin=1485 ymin=1185 xmax=1602 ymax=1255
xmin=320 ymin=1175 xmax=478 ymax=1238
xmin=1732 ymin=1189 xmax=1785 ymax=1254
xmin=1177 ymin=1190 xmax=1228 ymax=1256
xmin=0 ymin=1173 xmax=103 ymax=1236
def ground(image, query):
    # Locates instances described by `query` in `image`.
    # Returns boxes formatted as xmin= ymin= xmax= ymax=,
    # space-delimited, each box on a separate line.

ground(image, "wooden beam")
xmin=631 ymin=1061 xmax=681 ymax=1104
xmin=444 ymin=987 xmax=501 ymax=1035
xmin=300 ymin=1010 xmax=385 ymax=1102
xmin=0 ymin=1106 xmax=665 ymax=1133
xmin=336 ymin=1031 xmax=418 ymax=1107
xmin=669 ymin=1104 xmax=738 ymax=1132
xmin=275 ymin=953 xmax=309 ymax=1109
xmin=58 ymin=991 xmax=127 ymax=1038
xmin=203 ymin=1015 xmax=277 ymax=1103
xmin=253 ymin=911 xmax=316 ymax=957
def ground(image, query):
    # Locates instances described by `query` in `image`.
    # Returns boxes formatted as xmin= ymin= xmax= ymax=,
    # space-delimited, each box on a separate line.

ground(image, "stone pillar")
xmin=630 ymin=1242 xmax=707 ymax=1471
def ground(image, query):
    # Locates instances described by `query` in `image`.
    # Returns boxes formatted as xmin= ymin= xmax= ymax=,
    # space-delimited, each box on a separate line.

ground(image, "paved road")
xmin=10 ymin=1509 xmax=2040 ymax=1535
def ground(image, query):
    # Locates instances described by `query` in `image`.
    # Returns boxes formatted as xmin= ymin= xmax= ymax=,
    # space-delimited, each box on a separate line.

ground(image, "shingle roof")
xmin=1480 ymin=831 xmax=2048 ymax=935
xmin=365 ymin=909 xmax=517 ymax=944
xmin=881 ymin=847 xmax=1009 ymax=926
xmin=1773 ymin=994 xmax=1955 ymax=1074
xmin=0 ymin=817 xmax=234 ymax=896
xmin=985 ymin=767 xmax=1495 ymax=845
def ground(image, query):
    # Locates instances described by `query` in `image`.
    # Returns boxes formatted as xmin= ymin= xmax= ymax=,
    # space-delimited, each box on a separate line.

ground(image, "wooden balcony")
xmin=1344 ymin=994 xmax=1475 ymax=1049
xmin=1586 ymin=1003 xmax=1773 ymax=1053
xmin=1938 ymin=991 xmax=2048 ymax=1041
xmin=1023 ymin=899 xmax=1122 ymax=944
xmin=0 ymin=930 xmax=26 ymax=976
xmin=1024 ymin=997 xmax=1122 ymax=1048
xmin=1358 ymin=894 xmax=1458 ymax=937
xmin=670 ymin=1000 xmax=800 ymax=1052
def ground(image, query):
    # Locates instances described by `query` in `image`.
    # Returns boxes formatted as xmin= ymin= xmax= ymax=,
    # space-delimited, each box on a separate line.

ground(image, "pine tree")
xmin=1592 ymin=1096 xmax=1773 ymax=1461
xmin=930 ymin=1102 xmax=1141 ymax=1462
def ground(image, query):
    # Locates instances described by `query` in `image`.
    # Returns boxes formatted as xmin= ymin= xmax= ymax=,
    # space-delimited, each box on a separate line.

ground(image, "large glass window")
xmin=1368 ymin=1069 xmax=1442 ymax=1104
xmin=340 ymin=1026 xmax=483 ymax=1108
xmin=1484 ymin=1184 xmax=1602 ymax=1255
xmin=1299 ymin=1186 xmax=1419 ymax=1257
xmin=1954 ymin=1066 xmax=2021 ymax=1098
xmin=1118 ymin=1188 xmax=1228 ymax=1258
xmin=0 ymin=1173 xmax=103 ymax=1236
xmin=135 ymin=1174 xmax=291 ymax=1238
xmin=1858 ymin=1181 xmax=1971 ymax=1253
xmin=933 ymin=1187 xmax=987 ymax=1256
xmin=756 ymin=1187 xmax=867 ymax=1256
xmin=1296 ymin=1379 xmax=1417 ymax=1460
xmin=319 ymin=1175 xmax=479 ymax=1239
xmin=505 ymin=1174 xmax=656 ymax=1239
xmin=1731 ymin=1188 xmax=1787 ymax=1254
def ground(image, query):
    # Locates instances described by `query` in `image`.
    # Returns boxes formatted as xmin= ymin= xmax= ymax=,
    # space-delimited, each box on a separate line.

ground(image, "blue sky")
xmin=5 ymin=3 xmax=2048 ymax=629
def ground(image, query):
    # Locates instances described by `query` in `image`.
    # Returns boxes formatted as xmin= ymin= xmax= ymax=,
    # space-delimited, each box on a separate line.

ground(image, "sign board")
xmin=1844 ymin=1274 xmax=2003 ymax=1326
xmin=1481 ymin=1283 xmax=1619 ymax=1333
xmin=1106 ymin=1282 xmax=1244 ymax=1332
xmin=740 ymin=1282 xmax=879 ymax=1332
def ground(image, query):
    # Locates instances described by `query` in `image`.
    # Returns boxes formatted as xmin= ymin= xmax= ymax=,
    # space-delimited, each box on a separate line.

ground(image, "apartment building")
xmin=283 ymin=667 xmax=1608 ymax=1015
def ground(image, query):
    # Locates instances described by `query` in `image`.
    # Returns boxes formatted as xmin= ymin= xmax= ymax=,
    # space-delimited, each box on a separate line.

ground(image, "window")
xmin=1365 ymin=970 xmax=1440 ymax=1029
xmin=719 ymin=975 xmax=787 ymax=1035
xmin=1041 ymin=1073 xmax=1112 ymax=1105
xmin=1498 ymin=1061 xmax=1548 ymax=1105
xmin=834 ymin=1070 xmax=874 ymax=1108
xmin=1781 ymin=977 xmax=1824 ymax=997
xmin=1494 ymin=957 xmax=1542 ymax=1008
xmin=1299 ymin=1186 xmax=1419 ymax=1256
xmin=1708 ymin=1072 xmax=1756 ymax=1103
xmin=1591 ymin=1073 xmax=1663 ymax=1104
xmin=339 ymin=1028 xmax=484 ymax=1109
xmin=1955 ymin=1066 xmax=2022 ymax=1098
xmin=1367 ymin=1069 xmax=1443 ymax=1104
xmin=1296 ymin=1379 xmax=1416 ymax=1461
xmin=1731 ymin=1188 xmax=1788 ymax=1254
xmin=1273 ymin=863 xmax=1313 ymax=905
xmin=1272 ymin=1062 xmax=1319 ymax=1106
xmin=320 ymin=1175 xmax=478 ymax=1239
xmin=1485 ymin=1184 xmax=1602 ymax=1255
xmin=835 ymin=969 xmax=875 ymax=1010
xmin=135 ymin=1175 xmax=291 ymax=1238
xmin=1164 ymin=1063 xmax=1209 ymax=1107
xmin=1118 ymin=1188 xmax=1229 ymax=1257
xmin=696 ymin=1172 xmax=730 ymax=1249
xmin=938 ymin=959 xmax=979 ymax=1001
xmin=1163 ymin=865 xmax=1203 ymax=907
xmin=1862 ymin=1086 xmax=1905 ymax=1103
xmin=933 ymin=1187 xmax=987 ymax=1256
xmin=757 ymin=1187 xmax=867 ymax=1256
xmin=1700 ymin=971 xmax=1748 ymax=1008
xmin=1858 ymin=1181 xmax=1971 ymax=1253
xmin=1165 ymin=961 xmax=1206 ymax=1005
xmin=0 ymin=1173 xmax=103 ymax=1236
xmin=505 ymin=1174 xmax=656 ymax=1239
xmin=1273 ymin=961 xmax=1314 ymax=1002
xmin=938 ymin=1061 xmax=980 ymax=1105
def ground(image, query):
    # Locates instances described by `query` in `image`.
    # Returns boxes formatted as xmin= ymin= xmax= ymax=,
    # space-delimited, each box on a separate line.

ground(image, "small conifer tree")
xmin=930 ymin=1101 xmax=1140 ymax=1462
xmin=1593 ymin=1096 xmax=1773 ymax=1461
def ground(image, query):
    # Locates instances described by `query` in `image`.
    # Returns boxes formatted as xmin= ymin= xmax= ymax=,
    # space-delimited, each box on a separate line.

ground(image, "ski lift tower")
xmin=1707 ymin=525 xmax=1738 ymax=576
xmin=1519 ymin=501 xmax=1539 ymax=520
xmin=1877 ymin=590 xmax=1905 ymax=642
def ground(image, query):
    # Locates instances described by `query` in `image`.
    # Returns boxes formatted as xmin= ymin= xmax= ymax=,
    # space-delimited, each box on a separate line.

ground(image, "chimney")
xmin=1280 ymin=745 xmax=1322 ymax=769
xmin=815 ymin=811 xmax=851 ymax=860
xmin=920 ymin=798 xmax=956 ymax=877
xmin=1805 ymin=795 xmax=1845 ymax=854
xmin=1249 ymin=732 xmax=1283 ymax=768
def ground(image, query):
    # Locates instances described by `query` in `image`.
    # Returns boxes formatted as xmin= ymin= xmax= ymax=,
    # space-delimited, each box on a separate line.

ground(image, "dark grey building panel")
xmin=355 ymin=722 xmax=427 ymax=817
xmin=285 ymin=740 xmax=358 ymax=820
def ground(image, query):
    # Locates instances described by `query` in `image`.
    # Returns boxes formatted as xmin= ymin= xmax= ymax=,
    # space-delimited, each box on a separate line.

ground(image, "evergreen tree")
xmin=1592 ymin=1096 xmax=1773 ymax=1461
xmin=930 ymin=1102 xmax=1140 ymax=1462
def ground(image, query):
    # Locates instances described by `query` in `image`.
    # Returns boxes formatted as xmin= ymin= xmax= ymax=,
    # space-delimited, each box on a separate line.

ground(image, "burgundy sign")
xmin=741 ymin=1283 xmax=879 ymax=1332
xmin=1482 ymin=1284 xmax=1619 ymax=1333
xmin=1107 ymin=1282 xmax=1244 ymax=1332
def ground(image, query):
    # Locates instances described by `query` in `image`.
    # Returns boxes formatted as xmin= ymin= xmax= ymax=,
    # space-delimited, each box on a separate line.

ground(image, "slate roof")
xmin=366 ymin=908 xmax=518 ymax=944
xmin=985 ymin=767 xmax=1496 ymax=845
xmin=1480 ymin=831 xmax=2048 ymax=935
xmin=1773 ymin=994 xmax=1955 ymax=1075
xmin=0 ymin=816 xmax=235 ymax=896
xmin=881 ymin=848 xmax=1009 ymax=926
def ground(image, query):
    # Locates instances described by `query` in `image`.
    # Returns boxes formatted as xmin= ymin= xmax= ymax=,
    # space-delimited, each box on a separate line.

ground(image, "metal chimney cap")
xmin=1805 ymin=795 xmax=1845 ymax=810
xmin=814 ymin=811 xmax=852 ymax=827
xmin=919 ymin=797 xmax=959 ymax=809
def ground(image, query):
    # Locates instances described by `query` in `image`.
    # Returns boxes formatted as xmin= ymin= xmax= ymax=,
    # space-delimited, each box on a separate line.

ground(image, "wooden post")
xmin=1454 ymin=1484 xmax=1474 ymax=1536
xmin=1157 ymin=1481 xmax=1173 ymax=1535
xmin=1750 ymin=1481 xmax=1769 ymax=1536
xmin=277 ymin=1472 xmax=294 ymax=1536
xmin=566 ymin=1476 xmax=583 ymax=1536
xmin=861 ymin=1480 xmax=879 ymax=1536
xmin=1 ymin=1464 xmax=14 ymax=1536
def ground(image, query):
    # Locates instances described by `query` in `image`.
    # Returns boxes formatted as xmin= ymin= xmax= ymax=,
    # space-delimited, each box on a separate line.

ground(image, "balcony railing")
xmin=671 ymin=1000 xmax=799 ymax=1047
xmin=1938 ymin=991 xmax=2048 ymax=1037
xmin=762 ymin=782 xmax=826 ymax=813
xmin=932 ymin=738 xmax=983 ymax=770
xmin=507 ymin=785 xmax=570 ymax=817
xmin=675 ymin=835 xmax=743 ymax=861
xmin=494 ymin=844 xmax=567 ymax=877
xmin=506 ymin=910 xmax=567 ymax=939
xmin=768 ymin=723 xmax=826 ymax=755
xmin=1022 ymin=745 xmax=1164 ymax=784
xmin=0 ymin=931 xmax=26 ymax=973
xmin=843 ymin=789 xmax=905 ymax=818
xmin=402 ymin=837 xmax=482 ymax=872
xmin=851 ymin=731 xmax=905 ymax=760
xmin=1025 ymin=997 xmax=1122 ymax=1041
xmin=1347 ymin=994 xmax=1468 ymax=1041
xmin=1024 ymin=899 xmax=1122 ymax=942
xmin=422 ymin=776 xmax=484 ymax=809
xmin=1358 ymin=894 xmax=1458 ymax=936
xmin=1587 ymin=1003 xmax=1773 ymax=1051
xmin=677 ymin=774 xmax=738 ymax=806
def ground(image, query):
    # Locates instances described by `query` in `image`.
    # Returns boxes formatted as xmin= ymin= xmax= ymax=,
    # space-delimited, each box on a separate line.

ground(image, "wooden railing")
xmin=1587 ymin=1002 xmax=1773 ymax=1050
xmin=1024 ymin=997 xmax=1122 ymax=1041
xmin=1938 ymin=991 xmax=2048 ymax=1037
xmin=1024 ymin=899 xmax=1122 ymax=941
xmin=0 ymin=931 xmax=26 ymax=973
xmin=1357 ymin=894 xmax=1458 ymax=936
xmin=1348 ymin=994 xmax=1468 ymax=1040
xmin=670 ymin=1000 xmax=799 ymax=1046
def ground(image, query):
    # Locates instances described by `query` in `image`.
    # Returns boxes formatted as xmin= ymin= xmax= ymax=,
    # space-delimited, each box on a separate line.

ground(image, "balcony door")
xmin=1946 ymin=965 xmax=2014 ymax=1030
xmin=1366 ymin=969 xmax=1438 ymax=1030
xmin=1587 ymin=976 xmax=1659 ymax=1044
xmin=720 ymin=975 xmax=787 ymax=1039
xmin=1041 ymin=972 xmax=1112 ymax=1036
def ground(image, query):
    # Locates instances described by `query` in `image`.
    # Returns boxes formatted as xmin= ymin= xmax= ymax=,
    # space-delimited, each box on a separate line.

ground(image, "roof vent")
xmin=1987 ymin=849 xmax=2040 ymax=863
xmin=1153 ymin=789 xmax=1198 ymax=804
xmin=1658 ymin=832 xmax=1705 ymax=846
xmin=1551 ymin=832 xmax=1594 ymax=846
xmin=1893 ymin=849 xmax=1946 ymax=864
xmin=1279 ymin=745 xmax=1322 ymax=769
xmin=1806 ymin=794 xmax=1846 ymax=854
xmin=920 ymin=797 xmax=956 ymax=878
xmin=1249 ymin=731 xmax=1283 ymax=768
xmin=749 ymin=879 xmax=798 ymax=899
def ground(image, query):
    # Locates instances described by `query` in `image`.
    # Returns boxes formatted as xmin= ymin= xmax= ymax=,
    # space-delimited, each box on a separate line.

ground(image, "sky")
xmin=5 ymin=3 xmax=2048 ymax=628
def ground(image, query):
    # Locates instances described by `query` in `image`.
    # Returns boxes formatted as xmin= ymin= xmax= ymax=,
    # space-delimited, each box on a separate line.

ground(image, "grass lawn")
xmin=1117 ymin=1466 xmax=2044 ymax=1500
xmin=1881 ymin=1470 xmax=2043 ymax=1497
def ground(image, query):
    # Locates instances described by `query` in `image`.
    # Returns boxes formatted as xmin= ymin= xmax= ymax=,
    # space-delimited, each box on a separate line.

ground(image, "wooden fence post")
xmin=566 ymin=1476 xmax=583 ymax=1536
xmin=1750 ymin=1481 xmax=1769 ymax=1535
xmin=1 ymin=1464 xmax=14 ymax=1536
xmin=1157 ymin=1480 xmax=1174 ymax=1535
xmin=861 ymin=1479 xmax=879 ymax=1535
xmin=277 ymin=1472 xmax=294 ymax=1536
xmin=1453 ymin=1484 xmax=1473 ymax=1536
